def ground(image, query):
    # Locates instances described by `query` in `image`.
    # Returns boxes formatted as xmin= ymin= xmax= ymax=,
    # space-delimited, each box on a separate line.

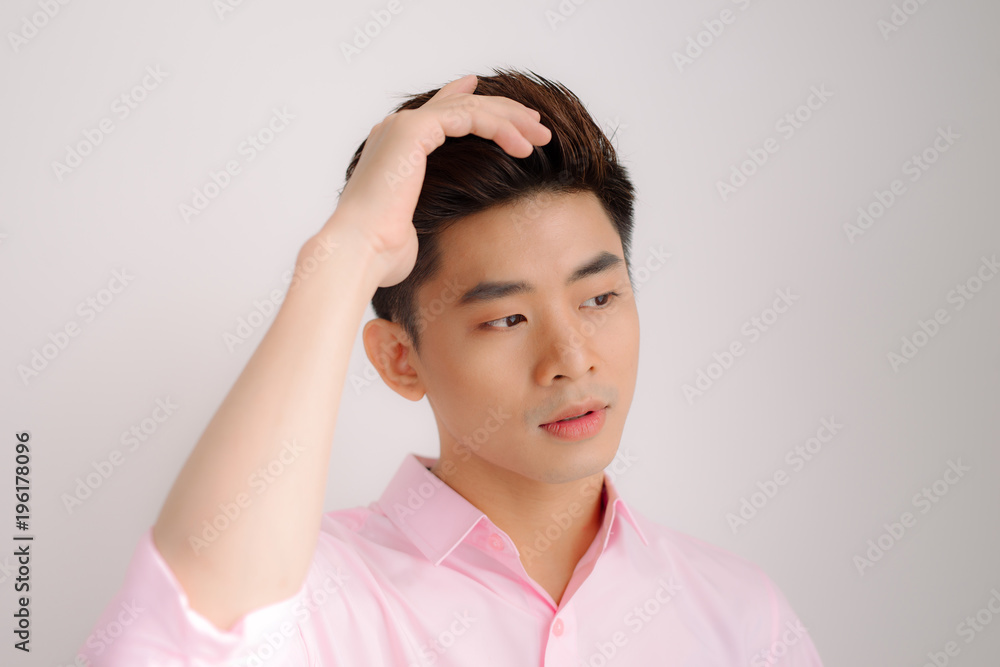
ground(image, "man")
xmin=78 ymin=67 xmax=824 ymax=665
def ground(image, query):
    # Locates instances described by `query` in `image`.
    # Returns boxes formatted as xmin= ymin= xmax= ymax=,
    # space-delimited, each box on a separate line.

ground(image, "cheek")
xmin=431 ymin=336 xmax=516 ymax=412
xmin=600 ymin=308 xmax=640 ymax=381
xmin=439 ymin=344 xmax=527 ymax=445
xmin=596 ymin=300 xmax=638 ymax=347
xmin=445 ymin=327 xmax=521 ymax=377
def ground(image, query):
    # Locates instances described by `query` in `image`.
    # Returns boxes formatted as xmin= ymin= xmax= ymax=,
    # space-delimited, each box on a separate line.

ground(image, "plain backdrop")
xmin=1 ymin=0 xmax=998 ymax=664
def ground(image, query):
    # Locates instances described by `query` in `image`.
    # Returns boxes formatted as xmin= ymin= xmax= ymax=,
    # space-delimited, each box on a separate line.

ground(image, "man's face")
xmin=408 ymin=190 xmax=640 ymax=486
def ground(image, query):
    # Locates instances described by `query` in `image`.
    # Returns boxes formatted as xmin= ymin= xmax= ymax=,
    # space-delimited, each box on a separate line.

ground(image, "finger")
xmin=428 ymin=74 xmax=478 ymax=103
xmin=464 ymin=114 xmax=539 ymax=158
xmin=444 ymin=95 xmax=552 ymax=151
xmin=510 ymin=109 xmax=551 ymax=146
xmin=432 ymin=88 xmax=541 ymax=136
xmin=479 ymin=97 xmax=550 ymax=146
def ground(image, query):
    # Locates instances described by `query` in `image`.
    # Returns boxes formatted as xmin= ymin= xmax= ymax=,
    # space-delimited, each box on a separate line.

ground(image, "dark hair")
xmin=342 ymin=66 xmax=636 ymax=354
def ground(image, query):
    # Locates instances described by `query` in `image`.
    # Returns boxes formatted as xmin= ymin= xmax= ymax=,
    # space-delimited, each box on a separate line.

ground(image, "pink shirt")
xmin=79 ymin=453 xmax=824 ymax=665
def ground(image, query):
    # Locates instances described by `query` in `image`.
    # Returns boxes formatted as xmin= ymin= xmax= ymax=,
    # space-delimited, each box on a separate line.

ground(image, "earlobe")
xmin=361 ymin=318 xmax=425 ymax=401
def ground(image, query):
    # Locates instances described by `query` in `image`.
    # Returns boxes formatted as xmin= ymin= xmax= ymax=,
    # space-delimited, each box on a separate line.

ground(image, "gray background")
xmin=1 ymin=0 xmax=998 ymax=664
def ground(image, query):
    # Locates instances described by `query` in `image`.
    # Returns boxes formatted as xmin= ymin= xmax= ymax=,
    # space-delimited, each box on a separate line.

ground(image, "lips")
xmin=540 ymin=398 xmax=608 ymax=426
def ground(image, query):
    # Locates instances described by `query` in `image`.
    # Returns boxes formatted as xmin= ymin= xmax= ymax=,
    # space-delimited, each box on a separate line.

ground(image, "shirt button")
xmin=489 ymin=533 xmax=504 ymax=551
xmin=552 ymin=618 xmax=564 ymax=636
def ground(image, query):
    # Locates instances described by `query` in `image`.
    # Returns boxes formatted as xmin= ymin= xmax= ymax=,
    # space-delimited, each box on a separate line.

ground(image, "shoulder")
xmin=630 ymin=506 xmax=767 ymax=576
xmin=625 ymin=506 xmax=825 ymax=663
xmin=307 ymin=502 xmax=424 ymax=582
xmin=626 ymin=506 xmax=784 ymax=615
xmin=316 ymin=502 xmax=412 ymax=552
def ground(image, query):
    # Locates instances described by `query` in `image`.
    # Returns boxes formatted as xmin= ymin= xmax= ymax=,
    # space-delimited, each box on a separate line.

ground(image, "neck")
xmin=429 ymin=455 xmax=607 ymax=603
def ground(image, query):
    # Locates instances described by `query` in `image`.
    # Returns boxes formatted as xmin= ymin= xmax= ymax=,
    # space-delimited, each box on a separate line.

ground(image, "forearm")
xmin=152 ymin=222 xmax=380 ymax=630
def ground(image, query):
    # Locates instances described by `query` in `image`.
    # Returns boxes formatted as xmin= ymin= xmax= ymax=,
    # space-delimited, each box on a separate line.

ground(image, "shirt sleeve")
xmin=76 ymin=528 xmax=312 ymax=666
xmin=748 ymin=568 xmax=825 ymax=666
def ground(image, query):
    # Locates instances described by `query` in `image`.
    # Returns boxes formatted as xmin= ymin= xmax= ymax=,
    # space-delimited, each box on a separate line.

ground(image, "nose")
xmin=533 ymin=309 xmax=600 ymax=385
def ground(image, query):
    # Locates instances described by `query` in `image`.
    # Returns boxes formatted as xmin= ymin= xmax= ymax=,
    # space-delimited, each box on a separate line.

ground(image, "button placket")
xmin=543 ymin=606 xmax=577 ymax=664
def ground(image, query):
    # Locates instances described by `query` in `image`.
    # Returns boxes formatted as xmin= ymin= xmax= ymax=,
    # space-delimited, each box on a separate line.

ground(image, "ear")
xmin=362 ymin=318 xmax=425 ymax=401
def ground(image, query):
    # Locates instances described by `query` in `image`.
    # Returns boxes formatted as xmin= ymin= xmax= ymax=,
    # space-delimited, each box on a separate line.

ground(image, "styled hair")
xmin=342 ymin=66 xmax=636 ymax=354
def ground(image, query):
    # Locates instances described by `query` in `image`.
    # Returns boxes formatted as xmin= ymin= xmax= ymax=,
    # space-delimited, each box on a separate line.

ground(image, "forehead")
xmin=431 ymin=190 xmax=622 ymax=286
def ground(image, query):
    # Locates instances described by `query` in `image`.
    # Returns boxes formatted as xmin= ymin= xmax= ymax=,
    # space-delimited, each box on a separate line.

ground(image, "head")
xmin=350 ymin=67 xmax=640 ymax=488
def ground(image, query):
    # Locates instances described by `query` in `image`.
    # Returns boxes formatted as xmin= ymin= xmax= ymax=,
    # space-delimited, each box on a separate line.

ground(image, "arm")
xmin=150 ymin=73 xmax=551 ymax=631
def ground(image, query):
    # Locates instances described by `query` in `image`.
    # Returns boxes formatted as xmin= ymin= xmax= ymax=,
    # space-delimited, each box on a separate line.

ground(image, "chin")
xmin=528 ymin=446 xmax=618 ymax=485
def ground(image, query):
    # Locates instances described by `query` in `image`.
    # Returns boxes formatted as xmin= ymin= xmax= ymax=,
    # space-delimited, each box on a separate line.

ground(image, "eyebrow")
xmin=456 ymin=250 xmax=624 ymax=308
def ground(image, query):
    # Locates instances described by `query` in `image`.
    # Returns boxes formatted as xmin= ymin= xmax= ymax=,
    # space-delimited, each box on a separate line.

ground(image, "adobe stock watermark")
xmin=852 ymin=458 xmax=971 ymax=576
xmin=716 ymin=84 xmax=834 ymax=202
xmin=349 ymin=358 xmax=382 ymax=397
xmin=502 ymin=153 xmax=638 ymax=245
xmin=390 ymin=463 xmax=453 ymax=525
xmin=389 ymin=404 xmax=512 ymax=524
xmin=436 ymin=405 xmax=512 ymax=461
xmin=51 ymin=65 xmax=169 ymax=182
xmin=179 ymin=107 xmax=295 ymax=223
xmin=672 ymin=0 xmax=759 ymax=73
xmin=630 ymin=244 xmax=672 ymax=298
xmin=877 ymin=0 xmax=934 ymax=41
xmin=581 ymin=577 xmax=683 ymax=666
xmin=844 ymin=125 xmax=960 ymax=243
xmin=188 ymin=438 xmax=305 ymax=555
xmin=238 ymin=570 xmax=351 ymax=666
xmin=17 ymin=268 xmax=135 ymax=386
xmin=222 ymin=234 xmax=343 ymax=353
xmin=224 ymin=272 xmax=293 ymax=353
xmin=348 ymin=311 xmax=423 ymax=399
xmin=290 ymin=233 xmax=345 ymax=289
xmin=213 ymin=0 xmax=252 ymax=21
xmin=505 ymin=167 xmax=584 ymax=237
xmin=544 ymin=0 xmax=593 ymax=31
xmin=340 ymin=0 xmax=411 ymax=63
xmin=7 ymin=0 xmax=73 ymax=53
xmin=726 ymin=416 xmax=844 ymax=534
xmin=61 ymin=397 xmax=179 ymax=514
xmin=551 ymin=274 xmax=631 ymax=356
xmin=682 ymin=288 xmax=799 ymax=404
xmin=521 ymin=447 xmax=639 ymax=567
xmin=405 ymin=610 xmax=476 ymax=667
xmin=623 ymin=576 xmax=682 ymax=634
xmin=919 ymin=586 xmax=1000 ymax=666
xmin=749 ymin=618 xmax=811 ymax=666
xmin=886 ymin=253 xmax=997 ymax=372
xmin=348 ymin=277 xmax=467 ymax=395
xmin=0 ymin=555 xmax=17 ymax=585
xmin=56 ymin=599 xmax=145 ymax=667
xmin=413 ymin=278 xmax=468 ymax=337
xmin=509 ymin=184 xmax=672 ymax=300
xmin=384 ymin=92 xmax=481 ymax=192
xmin=548 ymin=242 xmax=671 ymax=362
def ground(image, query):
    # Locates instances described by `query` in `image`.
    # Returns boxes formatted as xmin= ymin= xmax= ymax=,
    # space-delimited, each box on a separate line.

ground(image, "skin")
xmin=151 ymin=70 xmax=647 ymax=629
xmin=152 ymin=74 xmax=553 ymax=630
xmin=362 ymin=190 xmax=640 ymax=604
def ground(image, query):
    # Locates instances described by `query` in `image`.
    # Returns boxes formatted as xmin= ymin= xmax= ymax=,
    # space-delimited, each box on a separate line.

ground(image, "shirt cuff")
xmin=76 ymin=527 xmax=308 ymax=666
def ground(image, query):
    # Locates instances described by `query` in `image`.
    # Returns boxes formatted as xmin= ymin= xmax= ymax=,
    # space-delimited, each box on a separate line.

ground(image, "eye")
xmin=481 ymin=314 xmax=526 ymax=330
xmin=583 ymin=291 xmax=620 ymax=308
xmin=479 ymin=291 xmax=621 ymax=331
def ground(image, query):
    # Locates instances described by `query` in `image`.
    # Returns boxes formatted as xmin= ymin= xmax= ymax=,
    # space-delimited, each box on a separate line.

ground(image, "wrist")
xmin=298 ymin=223 xmax=384 ymax=294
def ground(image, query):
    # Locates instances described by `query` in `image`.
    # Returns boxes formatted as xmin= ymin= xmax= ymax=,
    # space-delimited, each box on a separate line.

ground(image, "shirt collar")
xmin=375 ymin=453 xmax=650 ymax=566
